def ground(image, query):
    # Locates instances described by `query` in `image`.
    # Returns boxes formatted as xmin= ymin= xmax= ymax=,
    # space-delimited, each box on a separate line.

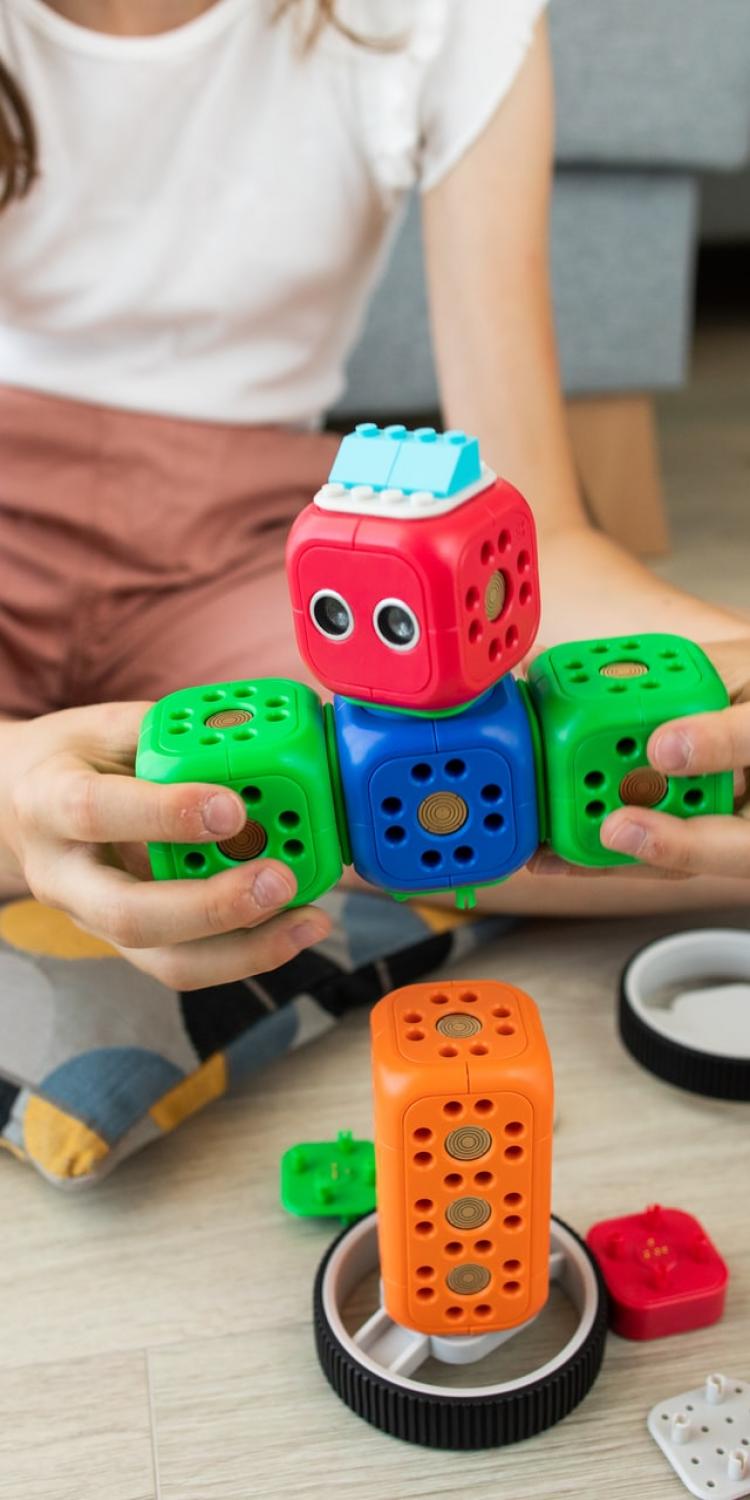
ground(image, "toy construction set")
xmin=137 ymin=426 xmax=747 ymax=1484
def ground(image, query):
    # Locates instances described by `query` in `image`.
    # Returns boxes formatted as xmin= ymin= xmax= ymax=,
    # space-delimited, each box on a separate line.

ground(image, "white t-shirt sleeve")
xmin=417 ymin=0 xmax=549 ymax=192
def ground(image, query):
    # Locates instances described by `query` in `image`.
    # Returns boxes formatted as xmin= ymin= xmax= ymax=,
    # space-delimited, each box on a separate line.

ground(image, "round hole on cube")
xmin=453 ymin=845 xmax=475 ymax=865
xmin=683 ymin=787 xmax=704 ymax=808
xmin=242 ymin=786 xmax=262 ymax=803
xmin=465 ymin=586 xmax=480 ymax=610
xmin=481 ymin=783 xmax=502 ymax=803
xmin=469 ymin=619 xmax=483 ymax=645
xmin=184 ymin=852 xmax=206 ymax=871
xmin=483 ymin=812 xmax=504 ymax=832
xmin=517 ymin=550 xmax=530 ymax=572
xmin=585 ymin=800 xmax=606 ymax=819
xmin=445 ymin=758 xmax=465 ymax=778
xmin=505 ymin=625 xmax=519 ymax=650
xmin=278 ymin=810 xmax=300 ymax=829
xmin=421 ymin=849 xmax=442 ymax=869
xmin=411 ymin=763 xmax=433 ymax=783
xmin=282 ymin=838 xmax=304 ymax=858
xmin=480 ymin=541 xmax=494 ymax=565
xmin=519 ymin=582 xmax=532 ymax=605
xmin=498 ymin=529 xmax=511 ymax=552
xmin=384 ymin=825 xmax=406 ymax=844
xmin=584 ymin=771 xmax=605 ymax=789
xmin=381 ymin=796 xmax=402 ymax=816
xmin=616 ymin=737 xmax=637 ymax=756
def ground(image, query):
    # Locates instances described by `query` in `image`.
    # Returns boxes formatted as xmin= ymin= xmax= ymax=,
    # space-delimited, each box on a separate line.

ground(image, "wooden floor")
xmin=1 ymin=320 xmax=749 ymax=1500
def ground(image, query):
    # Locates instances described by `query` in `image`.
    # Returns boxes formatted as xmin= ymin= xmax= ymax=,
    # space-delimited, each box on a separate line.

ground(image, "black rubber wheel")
xmin=312 ymin=1212 xmax=608 ymax=1449
xmin=619 ymin=937 xmax=750 ymax=1102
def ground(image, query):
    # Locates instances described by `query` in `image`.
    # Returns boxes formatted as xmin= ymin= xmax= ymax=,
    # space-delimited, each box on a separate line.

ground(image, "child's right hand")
xmin=0 ymin=701 xmax=331 ymax=989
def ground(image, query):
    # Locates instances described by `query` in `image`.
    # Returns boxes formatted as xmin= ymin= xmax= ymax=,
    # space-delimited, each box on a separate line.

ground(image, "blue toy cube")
xmin=333 ymin=676 xmax=540 ymax=905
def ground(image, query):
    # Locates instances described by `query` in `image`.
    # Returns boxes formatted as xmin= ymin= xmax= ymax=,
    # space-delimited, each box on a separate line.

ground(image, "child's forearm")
xmin=537 ymin=525 xmax=748 ymax=648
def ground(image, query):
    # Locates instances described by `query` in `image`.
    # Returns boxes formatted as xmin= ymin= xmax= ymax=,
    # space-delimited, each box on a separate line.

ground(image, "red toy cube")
xmin=286 ymin=476 xmax=539 ymax=712
xmin=587 ymin=1204 xmax=728 ymax=1340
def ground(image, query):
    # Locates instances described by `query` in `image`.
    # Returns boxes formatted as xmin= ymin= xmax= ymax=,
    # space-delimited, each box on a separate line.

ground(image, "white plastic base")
xmin=321 ymin=1213 xmax=599 ymax=1397
xmin=313 ymin=464 xmax=496 ymax=521
xmin=648 ymin=1373 xmax=750 ymax=1499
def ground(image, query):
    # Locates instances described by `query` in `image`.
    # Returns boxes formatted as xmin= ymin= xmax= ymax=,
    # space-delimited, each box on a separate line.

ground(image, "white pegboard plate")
xmin=313 ymin=464 xmax=496 ymax=520
xmin=648 ymin=1374 xmax=750 ymax=1499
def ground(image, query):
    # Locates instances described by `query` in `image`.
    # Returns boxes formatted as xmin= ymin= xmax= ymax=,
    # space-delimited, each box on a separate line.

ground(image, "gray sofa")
xmin=333 ymin=0 xmax=750 ymax=419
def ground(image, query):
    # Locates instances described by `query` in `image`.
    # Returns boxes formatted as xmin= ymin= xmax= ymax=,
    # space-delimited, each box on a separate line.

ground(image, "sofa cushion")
xmin=551 ymin=0 xmax=750 ymax=170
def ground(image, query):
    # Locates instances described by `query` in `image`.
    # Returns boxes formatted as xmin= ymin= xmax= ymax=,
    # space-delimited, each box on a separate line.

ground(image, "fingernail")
xmin=601 ymin=818 xmax=648 ymax=856
xmin=652 ymin=728 xmax=692 ymax=772
xmin=253 ymin=868 xmax=294 ymax=908
xmin=203 ymin=792 xmax=242 ymax=835
xmin=290 ymin=920 xmax=326 ymax=950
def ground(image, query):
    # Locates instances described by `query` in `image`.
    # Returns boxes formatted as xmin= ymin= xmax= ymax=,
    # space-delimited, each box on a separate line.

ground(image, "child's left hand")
xmin=600 ymin=639 xmax=750 ymax=878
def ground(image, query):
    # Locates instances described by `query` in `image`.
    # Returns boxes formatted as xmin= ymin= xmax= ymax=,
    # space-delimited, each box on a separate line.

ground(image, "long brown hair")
xmin=0 ymin=57 xmax=37 ymax=208
xmin=0 ymin=2 xmax=394 ymax=211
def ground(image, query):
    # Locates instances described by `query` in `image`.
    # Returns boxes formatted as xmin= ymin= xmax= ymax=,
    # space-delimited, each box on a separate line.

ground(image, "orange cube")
xmin=370 ymin=979 xmax=553 ymax=1336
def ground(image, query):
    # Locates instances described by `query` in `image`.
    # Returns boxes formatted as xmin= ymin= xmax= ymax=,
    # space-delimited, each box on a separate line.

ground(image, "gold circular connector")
xmin=417 ymin=792 xmax=468 ymax=836
xmin=445 ymin=1197 xmax=491 ymax=1230
xmin=484 ymin=570 xmax=506 ymax=622
xmin=619 ymin=769 xmax=669 ymax=808
xmin=217 ymin=819 xmax=267 ymax=861
xmin=446 ymin=1263 xmax=491 ymax=1296
xmin=599 ymin=661 xmax=648 ymax=679
xmin=445 ymin=1126 xmax=492 ymax=1161
xmin=436 ymin=1014 xmax=482 ymax=1040
xmin=205 ymin=708 xmax=254 ymax=728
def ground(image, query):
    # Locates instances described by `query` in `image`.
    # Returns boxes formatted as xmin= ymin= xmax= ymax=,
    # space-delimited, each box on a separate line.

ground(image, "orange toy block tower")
xmin=370 ymin=980 xmax=553 ymax=1336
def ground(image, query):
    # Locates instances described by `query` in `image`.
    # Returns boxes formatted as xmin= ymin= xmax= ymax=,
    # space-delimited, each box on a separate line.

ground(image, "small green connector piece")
xmin=280 ymin=1134 xmax=376 ymax=1223
xmin=389 ymin=876 xmax=507 ymax=910
xmin=527 ymin=633 xmax=734 ymax=867
xmin=135 ymin=677 xmax=344 ymax=907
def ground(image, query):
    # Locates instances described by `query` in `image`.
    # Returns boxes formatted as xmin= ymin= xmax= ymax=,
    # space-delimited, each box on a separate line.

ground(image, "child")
xmin=0 ymin=0 xmax=747 ymax=998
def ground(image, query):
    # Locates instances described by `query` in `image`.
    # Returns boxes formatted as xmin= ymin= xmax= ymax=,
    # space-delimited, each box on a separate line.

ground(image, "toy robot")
xmin=136 ymin=420 xmax=733 ymax=906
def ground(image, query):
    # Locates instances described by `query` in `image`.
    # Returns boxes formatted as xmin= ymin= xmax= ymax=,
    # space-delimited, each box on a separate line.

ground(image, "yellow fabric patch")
xmin=0 ymin=899 xmax=116 ymax=960
xmin=24 ymin=1095 xmax=110 ymax=1179
xmin=410 ymin=901 xmax=471 ymax=934
xmin=149 ymin=1053 xmax=226 ymax=1133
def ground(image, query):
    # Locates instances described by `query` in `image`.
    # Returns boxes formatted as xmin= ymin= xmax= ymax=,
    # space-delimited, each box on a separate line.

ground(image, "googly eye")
xmin=373 ymin=599 xmax=420 ymax=652
xmin=310 ymin=589 xmax=354 ymax=641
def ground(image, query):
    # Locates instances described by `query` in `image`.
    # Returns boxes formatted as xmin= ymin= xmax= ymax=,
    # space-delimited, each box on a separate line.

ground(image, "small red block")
xmin=586 ymin=1204 xmax=728 ymax=1340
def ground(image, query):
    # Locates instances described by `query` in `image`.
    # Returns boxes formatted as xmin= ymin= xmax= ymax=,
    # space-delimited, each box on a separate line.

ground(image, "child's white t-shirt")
xmin=0 ymin=0 xmax=546 ymax=425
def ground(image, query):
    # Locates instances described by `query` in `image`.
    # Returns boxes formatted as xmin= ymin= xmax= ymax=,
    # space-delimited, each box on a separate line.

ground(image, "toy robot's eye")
xmin=310 ymin=589 xmax=354 ymax=641
xmin=373 ymin=599 xmax=420 ymax=652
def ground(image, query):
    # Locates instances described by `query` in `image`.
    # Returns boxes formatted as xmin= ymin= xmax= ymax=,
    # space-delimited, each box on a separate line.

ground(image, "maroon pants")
xmin=0 ymin=386 xmax=339 ymax=717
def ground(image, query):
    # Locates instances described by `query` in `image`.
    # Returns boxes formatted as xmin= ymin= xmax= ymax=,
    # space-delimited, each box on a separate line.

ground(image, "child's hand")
xmin=600 ymin=640 xmax=750 ymax=878
xmin=0 ymin=702 xmax=331 ymax=988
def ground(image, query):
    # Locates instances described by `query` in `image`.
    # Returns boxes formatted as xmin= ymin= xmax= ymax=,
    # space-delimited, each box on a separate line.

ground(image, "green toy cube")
xmin=135 ymin=677 xmax=346 ymax=906
xmin=280 ymin=1132 xmax=376 ymax=1223
xmin=527 ymin=633 xmax=733 ymax=867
